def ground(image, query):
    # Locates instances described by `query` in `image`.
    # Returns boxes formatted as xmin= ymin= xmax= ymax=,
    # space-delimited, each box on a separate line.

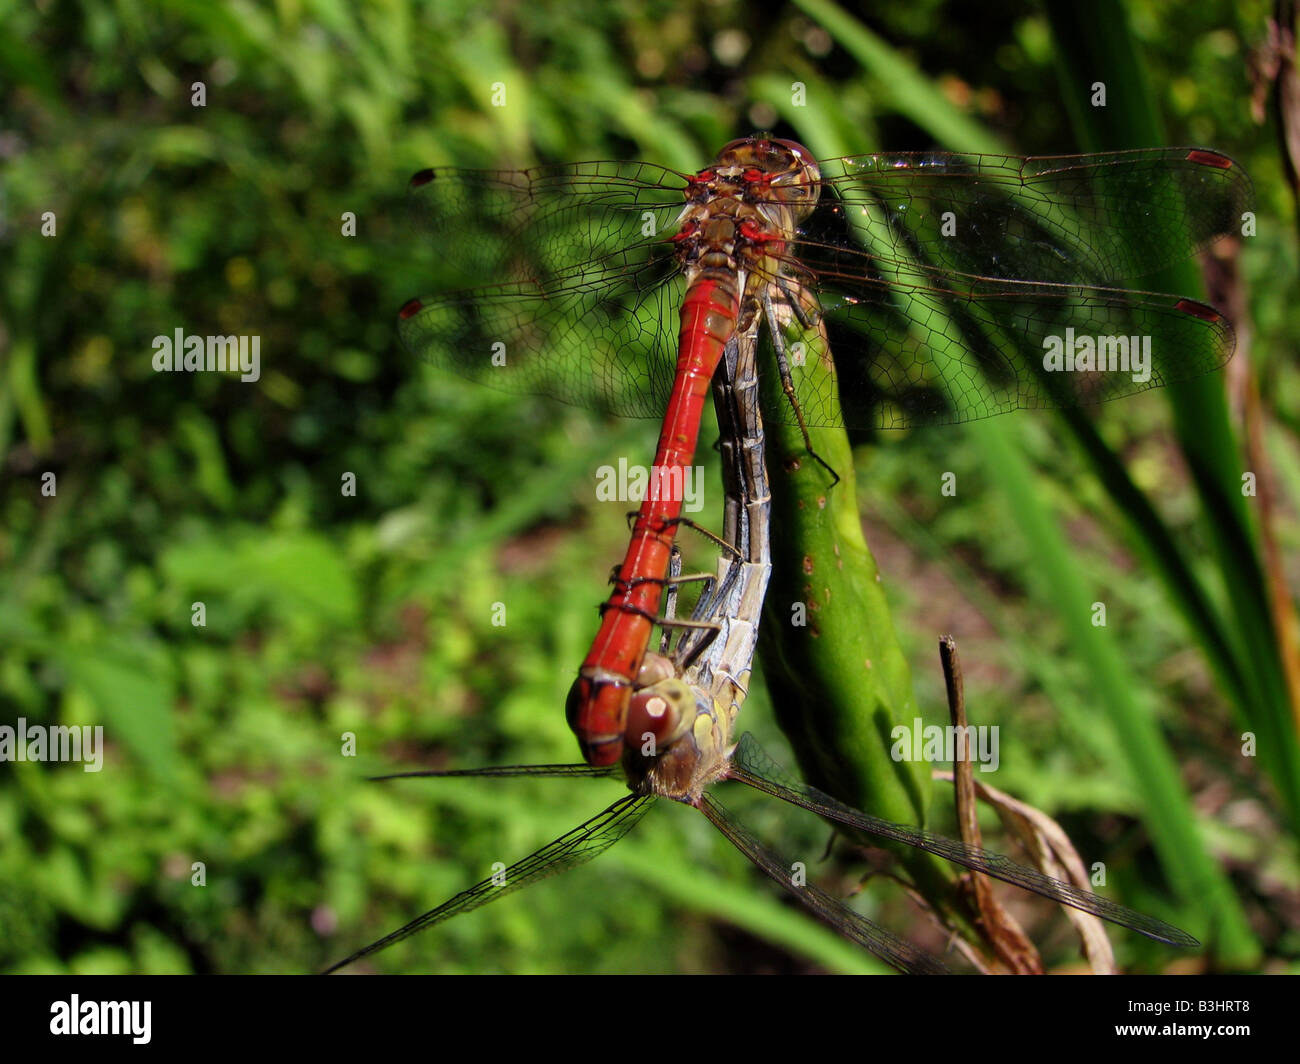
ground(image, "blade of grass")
xmin=779 ymin=0 xmax=1258 ymax=964
xmin=1044 ymin=0 xmax=1300 ymax=838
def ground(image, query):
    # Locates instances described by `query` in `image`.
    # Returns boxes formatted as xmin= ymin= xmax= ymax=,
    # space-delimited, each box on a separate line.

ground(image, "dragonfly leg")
xmin=633 ymin=539 xmax=727 ymax=654
xmin=774 ymin=272 xmax=818 ymax=331
xmin=658 ymin=545 xmax=683 ymax=653
xmin=670 ymin=514 xmax=741 ymax=557
xmin=618 ymin=570 xmax=715 ymax=595
xmin=660 ymin=544 xmax=682 ymax=645
xmin=619 ymin=508 xmax=741 ymax=558
xmin=604 ymin=593 xmax=724 ymax=668
xmin=661 ymin=544 xmax=727 ymax=658
xmin=607 ymin=530 xmax=717 ymax=599
xmin=660 ymin=612 xmax=723 ymax=668
xmin=761 ymin=290 xmax=841 ymax=488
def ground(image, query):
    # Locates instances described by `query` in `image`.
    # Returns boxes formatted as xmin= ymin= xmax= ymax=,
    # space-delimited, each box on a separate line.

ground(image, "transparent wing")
xmin=699 ymin=792 xmax=950 ymax=974
xmin=322 ymin=792 xmax=652 ymax=974
xmin=399 ymin=148 xmax=1249 ymax=428
xmin=407 ymin=160 xmax=688 ymax=286
xmin=400 ymin=162 xmax=688 ymax=418
xmin=765 ymin=147 xmax=1249 ymax=429
xmin=772 ymin=268 xmax=1233 ymax=429
xmin=814 ymin=148 xmax=1252 ymax=284
xmin=727 ymin=733 xmax=1198 ymax=948
xmin=399 ymin=258 xmax=684 ymax=418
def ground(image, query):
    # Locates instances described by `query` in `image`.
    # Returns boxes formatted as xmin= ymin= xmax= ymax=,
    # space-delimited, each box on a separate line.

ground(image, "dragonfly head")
xmin=625 ymin=653 xmax=696 ymax=755
xmin=567 ymin=651 xmax=699 ymax=770
xmin=619 ymin=652 xmax=731 ymax=801
xmin=714 ymin=134 xmax=822 ymax=219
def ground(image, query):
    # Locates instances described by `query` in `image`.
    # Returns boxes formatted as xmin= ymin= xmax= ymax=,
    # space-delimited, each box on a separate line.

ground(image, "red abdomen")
xmin=568 ymin=276 xmax=740 ymax=764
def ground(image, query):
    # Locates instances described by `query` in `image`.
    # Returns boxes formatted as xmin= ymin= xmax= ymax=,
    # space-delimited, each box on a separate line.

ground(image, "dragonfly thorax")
xmin=673 ymin=136 xmax=822 ymax=299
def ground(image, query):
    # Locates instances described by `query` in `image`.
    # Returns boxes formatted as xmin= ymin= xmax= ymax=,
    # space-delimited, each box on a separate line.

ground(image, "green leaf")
xmin=54 ymin=640 xmax=178 ymax=782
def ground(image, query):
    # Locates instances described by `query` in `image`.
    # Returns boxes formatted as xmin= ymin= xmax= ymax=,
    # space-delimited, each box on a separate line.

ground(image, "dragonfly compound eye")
xmin=770 ymin=139 xmax=821 ymax=198
xmin=635 ymin=651 xmax=677 ymax=688
xmin=626 ymin=678 xmax=695 ymax=755
xmin=772 ymin=137 xmax=814 ymax=164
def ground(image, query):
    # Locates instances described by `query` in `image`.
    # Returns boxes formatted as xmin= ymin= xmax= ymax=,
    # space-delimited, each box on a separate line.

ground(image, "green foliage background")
xmin=1 ymin=0 xmax=1296 ymax=973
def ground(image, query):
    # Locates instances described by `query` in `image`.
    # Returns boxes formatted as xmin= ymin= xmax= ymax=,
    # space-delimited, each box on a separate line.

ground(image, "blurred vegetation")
xmin=1 ymin=0 xmax=1297 ymax=974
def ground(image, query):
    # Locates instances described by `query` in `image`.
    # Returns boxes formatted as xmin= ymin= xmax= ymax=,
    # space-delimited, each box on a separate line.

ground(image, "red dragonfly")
xmin=324 ymin=334 xmax=1199 ymax=974
xmin=396 ymin=135 xmax=1250 ymax=772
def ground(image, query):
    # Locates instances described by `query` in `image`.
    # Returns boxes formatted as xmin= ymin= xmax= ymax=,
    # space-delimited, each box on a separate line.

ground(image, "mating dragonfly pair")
xmin=324 ymin=135 xmax=1250 ymax=973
